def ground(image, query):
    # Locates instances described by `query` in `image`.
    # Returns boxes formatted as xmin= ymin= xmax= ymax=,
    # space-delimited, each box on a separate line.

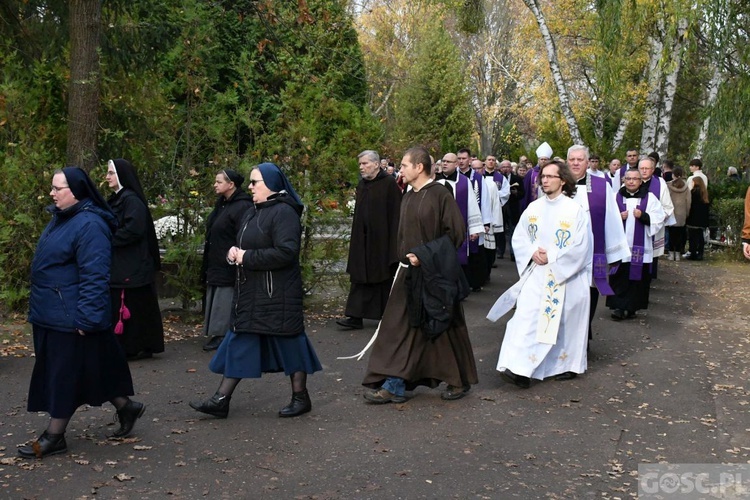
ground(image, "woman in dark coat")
xmin=106 ymin=159 xmax=164 ymax=359
xmin=21 ymin=167 xmax=145 ymax=459
xmin=201 ymin=169 xmax=253 ymax=351
xmin=686 ymin=176 xmax=710 ymax=261
xmin=190 ymin=163 xmax=322 ymax=419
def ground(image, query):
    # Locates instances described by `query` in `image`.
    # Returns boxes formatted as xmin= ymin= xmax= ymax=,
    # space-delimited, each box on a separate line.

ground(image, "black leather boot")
xmin=278 ymin=389 xmax=311 ymax=418
xmin=18 ymin=431 xmax=68 ymax=459
xmin=189 ymin=392 xmax=231 ymax=418
xmin=111 ymin=400 xmax=146 ymax=438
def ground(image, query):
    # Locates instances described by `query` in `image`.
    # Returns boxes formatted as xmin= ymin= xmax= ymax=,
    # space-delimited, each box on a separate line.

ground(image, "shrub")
xmin=709 ymin=197 xmax=745 ymax=259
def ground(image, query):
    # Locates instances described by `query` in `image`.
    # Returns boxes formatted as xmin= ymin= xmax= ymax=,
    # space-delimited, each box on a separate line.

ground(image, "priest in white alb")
xmin=488 ymin=160 xmax=593 ymax=388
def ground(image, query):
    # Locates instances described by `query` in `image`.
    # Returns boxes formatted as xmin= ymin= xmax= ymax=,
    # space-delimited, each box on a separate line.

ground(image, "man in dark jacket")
xmin=337 ymin=150 xmax=402 ymax=330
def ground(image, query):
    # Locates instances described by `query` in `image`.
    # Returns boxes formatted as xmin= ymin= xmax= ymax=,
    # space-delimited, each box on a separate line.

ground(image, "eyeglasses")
xmin=624 ymin=177 xmax=641 ymax=181
xmin=105 ymin=171 xmax=117 ymax=177
xmin=249 ymin=179 xmax=265 ymax=186
xmin=51 ymin=185 xmax=70 ymax=193
xmin=539 ymin=174 xmax=561 ymax=180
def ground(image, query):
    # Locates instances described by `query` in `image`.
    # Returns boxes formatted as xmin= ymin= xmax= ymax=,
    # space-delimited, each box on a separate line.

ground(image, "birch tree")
xmin=694 ymin=59 xmax=723 ymax=158
xmin=653 ymin=17 xmax=689 ymax=158
xmin=639 ymin=0 xmax=693 ymax=156
xmin=639 ymin=29 xmax=664 ymax=153
xmin=521 ymin=0 xmax=582 ymax=144
xmin=693 ymin=0 xmax=733 ymax=158
xmin=455 ymin=0 xmax=526 ymax=156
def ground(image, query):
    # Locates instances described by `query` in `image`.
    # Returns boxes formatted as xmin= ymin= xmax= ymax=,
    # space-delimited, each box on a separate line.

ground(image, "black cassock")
xmin=344 ymin=170 xmax=402 ymax=320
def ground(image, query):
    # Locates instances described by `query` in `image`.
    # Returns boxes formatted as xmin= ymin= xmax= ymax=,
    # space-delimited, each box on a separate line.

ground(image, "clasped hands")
xmin=226 ymin=246 xmax=246 ymax=265
xmin=620 ymin=208 xmax=642 ymax=220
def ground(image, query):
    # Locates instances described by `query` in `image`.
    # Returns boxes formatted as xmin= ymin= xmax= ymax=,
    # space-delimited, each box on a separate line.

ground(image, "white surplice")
xmin=647 ymin=177 xmax=675 ymax=257
xmin=620 ymin=192 xmax=666 ymax=264
xmin=572 ymin=177 xmax=631 ymax=287
xmin=609 ymin=171 xmax=621 ymax=194
xmin=480 ymin=176 xmax=503 ymax=249
xmin=495 ymin=193 xmax=593 ymax=380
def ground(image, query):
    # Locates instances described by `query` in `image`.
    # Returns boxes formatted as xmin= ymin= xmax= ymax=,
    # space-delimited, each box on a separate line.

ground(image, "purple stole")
xmin=587 ymin=175 xmax=614 ymax=295
xmin=529 ymin=166 xmax=540 ymax=202
xmin=616 ymin=191 xmax=649 ymax=280
xmin=492 ymin=171 xmax=504 ymax=191
xmin=454 ymin=174 xmax=475 ymax=265
xmin=646 ymin=176 xmax=661 ymax=198
xmin=521 ymin=166 xmax=540 ymax=211
xmin=619 ymin=164 xmax=629 ymax=178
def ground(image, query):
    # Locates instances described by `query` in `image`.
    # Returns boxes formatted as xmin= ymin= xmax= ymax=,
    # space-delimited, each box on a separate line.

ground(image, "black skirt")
xmin=111 ymin=284 xmax=165 ymax=356
xmin=27 ymin=325 xmax=135 ymax=418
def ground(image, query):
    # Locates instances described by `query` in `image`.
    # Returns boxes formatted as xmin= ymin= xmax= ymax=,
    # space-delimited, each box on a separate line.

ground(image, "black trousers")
xmin=667 ymin=226 xmax=687 ymax=253
xmin=687 ymin=227 xmax=705 ymax=259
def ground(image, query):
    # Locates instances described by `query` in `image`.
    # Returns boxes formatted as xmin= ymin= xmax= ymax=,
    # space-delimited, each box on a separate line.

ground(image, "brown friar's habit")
xmin=344 ymin=170 xmax=402 ymax=320
xmin=362 ymin=180 xmax=479 ymax=391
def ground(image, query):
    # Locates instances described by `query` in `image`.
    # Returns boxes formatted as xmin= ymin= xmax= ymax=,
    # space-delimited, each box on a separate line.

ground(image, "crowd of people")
xmin=341 ymin=144 xmax=716 ymax=396
xmin=20 ymin=145 xmax=720 ymax=459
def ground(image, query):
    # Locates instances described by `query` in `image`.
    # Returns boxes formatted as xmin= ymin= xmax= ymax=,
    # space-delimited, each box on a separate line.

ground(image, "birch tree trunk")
xmin=611 ymin=114 xmax=630 ymax=153
xmin=594 ymin=103 xmax=605 ymax=142
xmin=655 ymin=18 xmax=689 ymax=159
xmin=521 ymin=0 xmax=582 ymax=144
xmin=694 ymin=0 xmax=731 ymax=158
xmin=640 ymin=27 xmax=664 ymax=153
xmin=694 ymin=61 xmax=724 ymax=158
xmin=66 ymin=0 xmax=102 ymax=171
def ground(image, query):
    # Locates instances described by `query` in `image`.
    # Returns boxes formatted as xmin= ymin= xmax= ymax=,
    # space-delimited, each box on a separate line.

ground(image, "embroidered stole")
xmin=492 ymin=171 xmax=504 ymax=191
xmin=616 ymin=192 xmax=649 ymax=280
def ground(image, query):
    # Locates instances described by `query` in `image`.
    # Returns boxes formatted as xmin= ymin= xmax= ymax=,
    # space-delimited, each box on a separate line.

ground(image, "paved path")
xmin=1 ymin=258 xmax=748 ymax=498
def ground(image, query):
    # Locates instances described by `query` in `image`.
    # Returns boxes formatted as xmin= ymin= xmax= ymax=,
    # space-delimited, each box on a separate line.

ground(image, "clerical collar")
xmin=442 ymin=171 xmax=458 ymax=182
xmin=621 ymin=185 xmax=648 ymax=198
xmin=459 ymin=168 xmax=471 ymax=177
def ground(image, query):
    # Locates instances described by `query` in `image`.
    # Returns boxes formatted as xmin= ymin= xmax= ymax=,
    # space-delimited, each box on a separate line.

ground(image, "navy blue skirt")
xmin=27 ymin=325 xmax=135 ymax=418
xmin=209 ymin=330 xmax=322 ymax=379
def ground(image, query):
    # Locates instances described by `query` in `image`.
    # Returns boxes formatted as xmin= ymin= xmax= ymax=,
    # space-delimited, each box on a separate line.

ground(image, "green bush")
xmin=710 ymin=197 xmax=745 ymax=259
xmin=708 ymin=181 xmax=750 ymax=202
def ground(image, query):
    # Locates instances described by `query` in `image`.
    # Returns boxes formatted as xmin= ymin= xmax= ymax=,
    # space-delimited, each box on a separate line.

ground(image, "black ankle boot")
xmin=189 ymin=392 xmax=231 ymax=418
xmin=111 ymin=400 xmax=146 ymax=438
xmin=18 ymin=431 xmax=67 ymax=459
xmin=278 ymin=389 xmax=311 ymax=418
